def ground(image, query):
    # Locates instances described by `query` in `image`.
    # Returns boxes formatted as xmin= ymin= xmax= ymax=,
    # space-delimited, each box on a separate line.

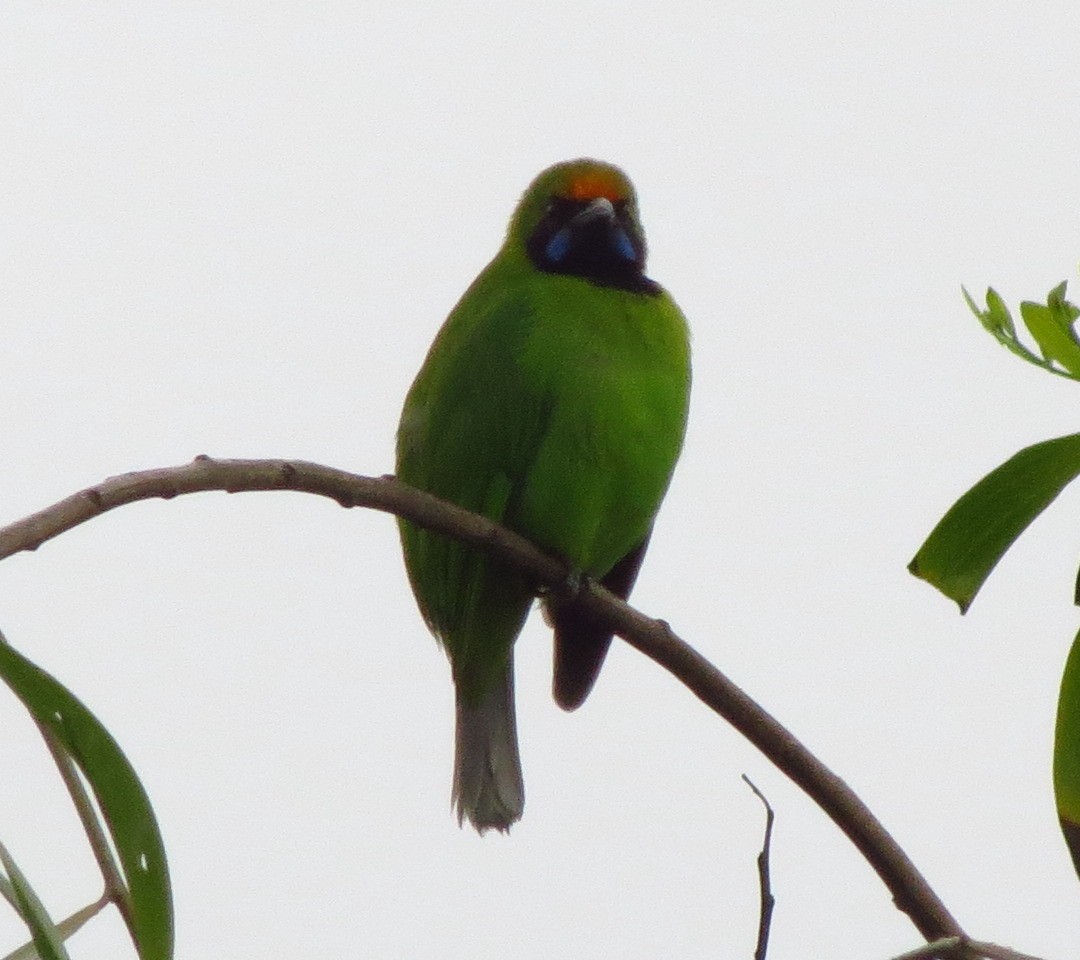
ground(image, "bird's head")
xmin=508 ymin=159 xmax=655 ymax=294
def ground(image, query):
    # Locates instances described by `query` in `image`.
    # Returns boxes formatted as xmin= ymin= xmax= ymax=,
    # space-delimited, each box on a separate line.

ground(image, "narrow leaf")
xmin=909 ymin=433 xmax=1080 ymax=611
xmin=1055 ymin=629 xmax=1080 ymax=886
xmin=0 ymin=872 xmax=19 ymax=913
xmin=1049 ymin=280 xmax=1080 ymax=321
xmin=0 ymin=634 xmax=172 ymax=960
xmin=3 ymin=900 xmax=108 ymax=960
xmin=965 ymin=286 xmax=1038 ymax=365
xmin=0 ymin=842 xmax=70 ymax=960
xmin=981 ymin=287 xmax=1016 ymax=337
xmin=1019 ymin=281 xmax=1080 ymax=375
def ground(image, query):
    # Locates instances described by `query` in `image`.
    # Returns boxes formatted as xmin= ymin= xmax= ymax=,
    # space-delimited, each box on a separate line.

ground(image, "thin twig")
xmin=35 ymin=724 xmax=131 ymax=925
xmin=0 ymin=458 xmax=965 ymax=943
xmin=741 ymin=775 xmax=775 ymax=960
xmin=1 ymin=893 xmax=110 ymax=960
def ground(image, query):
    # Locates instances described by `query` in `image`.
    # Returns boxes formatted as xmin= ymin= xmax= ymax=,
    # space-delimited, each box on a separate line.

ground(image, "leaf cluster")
xmin=0 ymin=636 xmax=170 ymax=960
xmin=964 ymin=281 xmax=1080 ymax=379
xmin=913 ymin=277 xmax=1080 ymax=885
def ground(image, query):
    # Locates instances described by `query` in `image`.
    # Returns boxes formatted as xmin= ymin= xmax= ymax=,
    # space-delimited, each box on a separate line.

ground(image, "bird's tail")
xmin=453 ymin=658 xmax=524 ymax=833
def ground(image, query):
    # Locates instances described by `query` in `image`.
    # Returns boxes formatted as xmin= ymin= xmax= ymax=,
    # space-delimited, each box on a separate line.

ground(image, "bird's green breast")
xmin=396 ymin=250 xmax=689 ymax=692
xmin=503 ymin=256 xmax=691 ymax=574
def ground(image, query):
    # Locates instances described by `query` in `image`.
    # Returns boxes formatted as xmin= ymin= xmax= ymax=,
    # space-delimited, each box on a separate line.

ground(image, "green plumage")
xmin=396 ymin=158 xmax=691 ymax=832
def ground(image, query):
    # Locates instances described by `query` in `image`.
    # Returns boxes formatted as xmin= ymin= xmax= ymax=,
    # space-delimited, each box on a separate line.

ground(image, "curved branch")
xmin=0 ymin=456 xmax=966 ymax=946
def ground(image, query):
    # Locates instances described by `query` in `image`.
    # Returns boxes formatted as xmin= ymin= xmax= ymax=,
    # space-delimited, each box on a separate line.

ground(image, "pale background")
xmin=3 ymin=3 xmax=1080 ymax=957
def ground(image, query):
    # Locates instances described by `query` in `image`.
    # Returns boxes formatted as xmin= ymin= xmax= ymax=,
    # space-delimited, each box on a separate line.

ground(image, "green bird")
xmin=396 ymin=158 xmax=691 ymax=832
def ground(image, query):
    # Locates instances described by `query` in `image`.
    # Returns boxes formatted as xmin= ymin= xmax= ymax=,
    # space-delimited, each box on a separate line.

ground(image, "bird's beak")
xmin=572 ymin=197 xmax=636 ymax=264
xmin=573 ymin=197 xmax=617 ymax=224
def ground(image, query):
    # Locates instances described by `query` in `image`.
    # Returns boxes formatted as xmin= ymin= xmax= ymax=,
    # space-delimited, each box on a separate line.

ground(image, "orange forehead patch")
xmin=563 ymin=169 xmax=627 ymax=203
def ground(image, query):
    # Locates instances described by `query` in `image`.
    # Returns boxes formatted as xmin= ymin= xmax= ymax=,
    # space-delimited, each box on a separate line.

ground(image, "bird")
xmin=396 ymin=158 xmax=691 ymax=832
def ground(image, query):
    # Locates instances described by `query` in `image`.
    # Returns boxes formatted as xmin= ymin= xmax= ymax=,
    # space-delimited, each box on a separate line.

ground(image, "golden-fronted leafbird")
xmin=396 ymin=158 xmax=691 ymax=832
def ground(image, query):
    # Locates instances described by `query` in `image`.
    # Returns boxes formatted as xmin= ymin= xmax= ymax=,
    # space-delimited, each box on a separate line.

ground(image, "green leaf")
xmin=0 ymin=634 xmax=173 ymax=960
xmin=909 ymin=433 xmax=1080 ymax=611
xmin=964 ymin=283 xmax=1080 ymax=380
xmin=1020 ymin=281 xmax=1080 ymax=376
xmin=965 ymin=286 xmax=1043 ymax=367
xmin=0 ymin=841 xmax=71 ymax=960
xmin=0 ymin=872 xmax=20 ymax=914
xmin=979 ymin=287 xmax=1016 ymax=337
xmin=1056 ymin=628 xmax=1080 ymax=887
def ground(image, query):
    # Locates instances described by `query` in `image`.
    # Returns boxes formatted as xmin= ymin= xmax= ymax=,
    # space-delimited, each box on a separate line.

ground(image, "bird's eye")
xmin=546 ymin=197 xmax=576 ymax=219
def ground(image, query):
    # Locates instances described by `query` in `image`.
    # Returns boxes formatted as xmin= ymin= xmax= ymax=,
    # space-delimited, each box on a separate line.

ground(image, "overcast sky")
xmin=4 ymin=3 xmax=1080 ymax=958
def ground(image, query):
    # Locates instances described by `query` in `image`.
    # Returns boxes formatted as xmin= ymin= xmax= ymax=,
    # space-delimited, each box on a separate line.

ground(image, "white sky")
xmin=4 ymin=2 xmax=1080 ymax=957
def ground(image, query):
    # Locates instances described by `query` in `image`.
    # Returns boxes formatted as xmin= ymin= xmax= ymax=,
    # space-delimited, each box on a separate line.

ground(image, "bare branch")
xmin=0 ymin=457 xmax=965 ymax=944
xmin=742 ymin=775 xmax=775 ymax=960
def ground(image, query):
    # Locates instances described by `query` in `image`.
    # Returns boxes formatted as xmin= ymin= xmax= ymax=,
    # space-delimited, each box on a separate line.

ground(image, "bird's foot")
xmin=538 ymin=569 xmax=590 ymax=603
